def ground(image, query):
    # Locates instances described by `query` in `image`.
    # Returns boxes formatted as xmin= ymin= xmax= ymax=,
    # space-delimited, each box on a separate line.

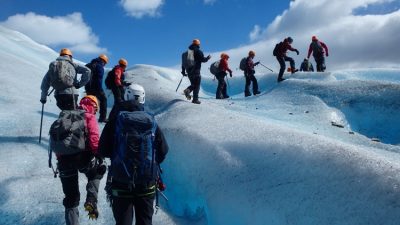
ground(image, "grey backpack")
xmin=49 ymin=60 xmax=76 ymax=90
xmin=182 ymin=50 xmax=195 ymax=70
xmin=49 ymin=110 xmax=87 ymax=155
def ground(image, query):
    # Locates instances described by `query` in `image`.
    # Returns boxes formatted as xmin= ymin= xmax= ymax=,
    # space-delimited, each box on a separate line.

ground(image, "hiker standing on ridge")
xmin=300 ymin=58 xmax=314 ymax=72
xmin=40 ymin=48 xmax=91 ymax=110
xmin=54 ymin=95 xmax=106 ymax=224
xmin=107 ymin=58 xmax=128 ymax=105
xmin=182 ymin=39 xmax=211 ymax=104
xmin=85 ymin=54 xmax=109 ymax=123
xmin=244 ymin=50 xmax=261 ymax=97
xmin=98 ymin=84 xmax=169 ymax=225
xmin=307 ymin=36 xmax=329 ymax=72
xmin=215 ymin=53 xmax=232 ymax=99
xmin=273 ymin=37 xmax=299 ymax=82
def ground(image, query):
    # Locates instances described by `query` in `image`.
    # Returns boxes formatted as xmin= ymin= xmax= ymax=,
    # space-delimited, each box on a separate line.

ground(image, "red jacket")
xmin=113 ymin=65 xmax=125 ymax=87
xmin=219 ymin=58 xmax=232 ymax=74
xmin=79 ymin=98 xmax=100 ymax=153
xmin=277 ymin=39 xmax=297 ymax=57
xmin=307 ymin=40 xmax=329 ymax=58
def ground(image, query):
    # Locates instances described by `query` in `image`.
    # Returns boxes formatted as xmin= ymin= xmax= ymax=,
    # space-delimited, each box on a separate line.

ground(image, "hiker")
xmin=99 ymin=83 xmax=169 ymax=225
xmin=274 ymin=37 xmax=299 ymax=82
xmin=108 ymin=58 xmax=128 ymax=105
xmin=244 ymin=50 xmax=261 ymax=97
xmin=182 ymin=39 xmax=211 ymax=104
xmin=307 ymin=36 xmax=329 ymax=72
xmin=52 ymin=95 xmax=106 ymax=224
xmin=215 ymin=53 xmax=232 ymax=99
xmin=300 ymin=58 xmax=314 ymax=72
xmin=40 ymin=48 xmax=91 ymax=110
xmin=85 ymin=54 xmax=109 ymax=123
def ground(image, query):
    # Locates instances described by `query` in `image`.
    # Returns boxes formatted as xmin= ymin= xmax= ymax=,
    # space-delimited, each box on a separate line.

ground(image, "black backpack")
xmin=109 ymin=111 xmax=159 ymax=187
xmin=85 ymin=61 xmax=97 ymax=91
xmin=239 ymin=57 xmax=248 ymax=71
xmin=273 ymin=42 xmax=283 ymax=56
xmin=104 ymin=68 xmax=115 ymax=89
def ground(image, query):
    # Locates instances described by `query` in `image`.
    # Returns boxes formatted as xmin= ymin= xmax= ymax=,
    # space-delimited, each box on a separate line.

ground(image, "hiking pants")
xmin=58 ymin=153 xmax=104 ymax=224
xmin=86 ymin=89 xmax=108 ymax=120
xmin=112 ymin=86 xmax=124 ymax=105
xmin=276 ymin=56 xmax=295 ymax=80
xmin=55 ymin=94 xmax=79 ymax=110
xmin=216 ymin=72 xmax=228 ymax=99
xmin=244 ymin=71 xmax=259 ymax=96
xmin=314 ymin=54 xmax=326 ymax=72
xmin=187 ymin=73 xmax=201 ymax=101
xmin=111 ymin=195 xmax=155 ymax=225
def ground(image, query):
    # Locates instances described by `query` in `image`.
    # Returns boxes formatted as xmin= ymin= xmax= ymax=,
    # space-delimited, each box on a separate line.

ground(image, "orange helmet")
xmin=99 ymin=54 xmax=109 ymax=64
xmin=249 ymin=50 xmax=255 ymax=56
xmin=192 ymin=39 xmax=201 ymax=46
xmin=220 ymin=53 xmax=229 ymax=59
xmin=119 ymin=58 xmax=128 ymax=67
xmin=60 ymin=48 xmax=72 ymax=57
xmin=80 ymin=95 xmax=98 ymax=112
xmin=312 ymin=36 xmax=318 ymax=41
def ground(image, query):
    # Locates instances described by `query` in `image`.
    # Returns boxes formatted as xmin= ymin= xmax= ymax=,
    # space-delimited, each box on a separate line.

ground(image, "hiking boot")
xmin=253 ymin=91 xmax=261 ymax=95
xmin=183 ymin=89 xmax=192 ymax=100
xmin=84 ymin=202 xmax=99 ymax=220
xmin=245 ymin=93 xmax=251 ymax=97
xmin=277 ymin=78 xmax=286 ymax=83
xmin=291 ymin=68 xmax=299 ymax=74
xmin=223 ymin=95 xmax=230 ymax=99
xmin=192 ymin=99 xmax=201 ymax=104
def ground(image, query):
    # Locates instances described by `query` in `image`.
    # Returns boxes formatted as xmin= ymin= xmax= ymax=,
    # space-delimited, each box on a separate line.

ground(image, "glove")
xmin=158 ymin=179 xmax=166 ymax=191
xmin=254 ymin=61 xmax=260 ymax=66
xmin=181 ymin=71 xmax=187 ymax=76
xmin=40 ymin=99 xmax=46 ymax=104
xmin=206 ymin=55 xmax=211 ymax=60
xmin=229 ymin=72 xmax=232 ymax=77
xmin=326 ymin=53 xmax=329 ymax=57
xmin=74 ymin=84 xmax=80 ymax=89
xmin=295 ymin=49 xmax=299 ymax=55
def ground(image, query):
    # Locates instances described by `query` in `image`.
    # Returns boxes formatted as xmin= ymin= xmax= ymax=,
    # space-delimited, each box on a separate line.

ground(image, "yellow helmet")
xmin=119 ymin=58 xmax=128 ymax=67
xmin=83 ymin=95 xmax=99 ymax=109
xmin=99 ymin=54 xmax=109 ymax=64
xmin=60 ymin=48 xmax=72 ymax=57
xmin=249 ymin=50 xmax=255 ymax=56
xmin=192 ymin=39 xmax=201 ymax=46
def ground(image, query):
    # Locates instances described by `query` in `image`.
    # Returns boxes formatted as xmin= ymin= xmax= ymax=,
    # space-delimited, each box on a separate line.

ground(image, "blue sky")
xmin=0 ymin=0 xmax=291 ymax=67
xmin=0 ymin=0 xmax=399 ymax=70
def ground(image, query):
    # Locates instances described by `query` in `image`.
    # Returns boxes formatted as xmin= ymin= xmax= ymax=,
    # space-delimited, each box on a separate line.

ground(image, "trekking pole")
xmin=259 ymin=62 xmax=274 ymax=72
xmin=175 ymin=75 xmax=184 ymax=92
xmin=39 ymin=103 xmax=44 ymax=143
xmin=48 ymin=88 xmax=55 ymax=96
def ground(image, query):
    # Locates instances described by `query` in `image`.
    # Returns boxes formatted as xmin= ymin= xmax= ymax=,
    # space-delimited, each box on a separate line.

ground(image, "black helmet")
xmin=287 ymin=37 xmax=293 ymax=44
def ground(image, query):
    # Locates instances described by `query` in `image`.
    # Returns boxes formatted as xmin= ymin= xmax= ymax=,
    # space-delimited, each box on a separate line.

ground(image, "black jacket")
xmin=98 ymin=101 xmax=168 ymax=164
xmin=189 ymin=44 xmax=210 ymax=75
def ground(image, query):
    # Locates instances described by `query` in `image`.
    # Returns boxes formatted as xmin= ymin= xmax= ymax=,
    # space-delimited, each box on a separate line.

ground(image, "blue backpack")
xmin=110 ymin=111 xmax=158 ymax=187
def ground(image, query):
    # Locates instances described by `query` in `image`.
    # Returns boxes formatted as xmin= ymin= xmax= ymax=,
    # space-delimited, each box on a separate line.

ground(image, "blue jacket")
xmin=85 ymin=57 xmax=105 ymax=92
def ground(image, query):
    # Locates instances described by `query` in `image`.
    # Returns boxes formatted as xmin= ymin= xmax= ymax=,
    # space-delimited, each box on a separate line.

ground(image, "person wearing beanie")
xmin=307 ymin=36 xmax=329 ymax=72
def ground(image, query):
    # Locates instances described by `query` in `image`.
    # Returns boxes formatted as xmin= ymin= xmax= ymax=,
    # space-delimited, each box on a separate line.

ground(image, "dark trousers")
xmin=244 ymin=72 xmax=259 ymax=95
xmin=112 ymin=195 xmax=155 ymax=225
xmin=314 ymin=55 xmax=326 ymax=72
xmin=55 ymin=94 xmax=79 ymax=110
xmin=276 ymin=56 xmax=295 ymax=80
xmin=216 ymin=72 xmax=228 ymax=99
xmin=111 ymin=86 xmax=124 ymax=105
xmin=86 ymin=89 xmax=108 ymax=120
xmin=186 ymin=74 xmax=201 ymax=101
xmin=58 ymin=152 xmax=103 ymax=209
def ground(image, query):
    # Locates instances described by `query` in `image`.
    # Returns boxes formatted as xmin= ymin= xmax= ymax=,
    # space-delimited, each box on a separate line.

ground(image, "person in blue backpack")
xmin=85 ymin=54 xmax=109 ymax=123
xmin=98 ymin=83 xmax=169 ymax=225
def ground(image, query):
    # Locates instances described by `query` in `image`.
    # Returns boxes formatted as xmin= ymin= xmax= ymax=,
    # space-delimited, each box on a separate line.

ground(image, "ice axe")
xmin=39 ymin=88 xmax=55 ymax=144
xmin=258 ymin=62 xmax=274 ymax=72
xmin=175 ymin=75 xmax=184 ymax=92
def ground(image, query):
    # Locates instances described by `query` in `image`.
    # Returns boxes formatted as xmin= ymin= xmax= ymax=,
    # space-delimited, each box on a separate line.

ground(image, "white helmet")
xmin=124 ymin=83 xmax=145 ymax=104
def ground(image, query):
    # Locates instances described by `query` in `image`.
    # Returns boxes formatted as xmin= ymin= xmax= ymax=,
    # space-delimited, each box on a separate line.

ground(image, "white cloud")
xmin=249 ymin=25 xmax=262 ymax=42
xmin=120 ymin=0 xmax=164 ymax=18
xmin=0 ymin=12 xmax=107 ymax=54
xmin=219 ymin=0 xmax=400 ymax=71
xmin=204 ymin=0 xmax=217 ymax=5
